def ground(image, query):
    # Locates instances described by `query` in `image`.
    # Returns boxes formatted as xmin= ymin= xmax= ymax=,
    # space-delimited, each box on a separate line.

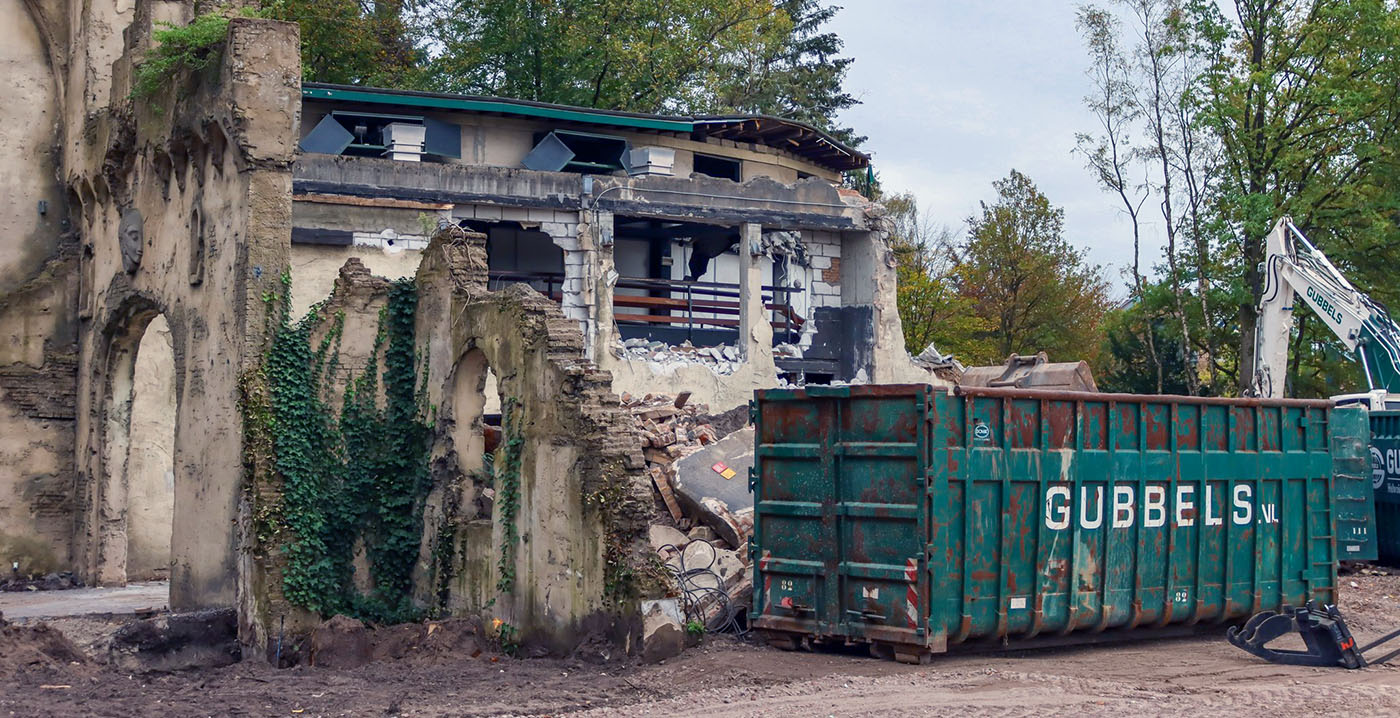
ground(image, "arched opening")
xmin=99 ymin=313 xmax=176 ymax=587
xmin=445 ymin=348 xmax=505 ymax=611
xmin=451 ymin=349 xmax=504 ymax=498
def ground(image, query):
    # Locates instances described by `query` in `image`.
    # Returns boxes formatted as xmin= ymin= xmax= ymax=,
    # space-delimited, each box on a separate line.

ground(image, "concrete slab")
xmin=0 ymin=581 xmax=169 ymax=620
xmin=672 ymin=427 xmax=754 ymax=546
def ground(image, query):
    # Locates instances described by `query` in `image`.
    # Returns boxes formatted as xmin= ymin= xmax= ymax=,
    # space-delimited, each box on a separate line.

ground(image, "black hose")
xmin=657 ymin=541 xmax=748 ymax=636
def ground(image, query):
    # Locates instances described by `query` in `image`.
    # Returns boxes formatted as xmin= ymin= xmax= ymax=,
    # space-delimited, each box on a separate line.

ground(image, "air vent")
xmin=625 ymin=147 xmax=676 ymax=177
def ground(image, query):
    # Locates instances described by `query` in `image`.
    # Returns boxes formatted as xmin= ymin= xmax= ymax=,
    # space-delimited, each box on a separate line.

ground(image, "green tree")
xmin=883 ymin=193 xmax=988 ymax=360
xmin=706 ymin=0 xmax=861 ymax=143
xmin=1188 ymin=0 xmax=1400 ymax=395
xmin=262 ymin=0 xmax=424 ymax=86
xmin=1099 ymin=301 xmax=1193 ymax=395
xmin=423 ymin=0 xmax=788 ymax=112
xmin=953 ymin=171 xmax=1113 ymax=367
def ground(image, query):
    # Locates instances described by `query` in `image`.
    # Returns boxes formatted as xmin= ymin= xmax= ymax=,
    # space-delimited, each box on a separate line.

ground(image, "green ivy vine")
xmin=494 ymin=398 xmax=523 ymax=596
xmin=246 ymin=273 xmax=433 ymax=624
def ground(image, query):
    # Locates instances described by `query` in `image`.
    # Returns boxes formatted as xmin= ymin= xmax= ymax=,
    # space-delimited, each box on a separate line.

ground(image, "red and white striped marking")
xmin=759 ymin=551 xmax=773 ymax=610
xmin=905 ymin=558 xmax=920 ymax=630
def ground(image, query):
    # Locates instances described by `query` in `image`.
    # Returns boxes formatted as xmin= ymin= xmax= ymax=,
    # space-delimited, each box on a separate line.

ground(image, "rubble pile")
xmin=614 ymin=338 xmax=746 ymax=375
xmin=622 ymin=392 xmax=756 ymax=661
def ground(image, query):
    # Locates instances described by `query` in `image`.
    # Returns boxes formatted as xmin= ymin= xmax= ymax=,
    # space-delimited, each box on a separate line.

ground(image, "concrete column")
xmin=588 ymin=210 xmax=616 ymax=363
xmin=841 ymin=228 xmax=937 ymax=385
xmin=738 ymin=222 xmax=772 ymax=361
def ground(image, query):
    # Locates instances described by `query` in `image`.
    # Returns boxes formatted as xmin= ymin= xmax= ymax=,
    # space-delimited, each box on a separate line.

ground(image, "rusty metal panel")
xmin=751 ymin=385 xmax=930 ymax=648
xmin=753 ymin=384 xmax=1368 ymax=657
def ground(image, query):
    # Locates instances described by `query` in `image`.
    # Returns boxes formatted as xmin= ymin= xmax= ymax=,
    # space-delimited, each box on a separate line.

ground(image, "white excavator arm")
xmin=1251 ymin=217 xmax=1400 ymax=406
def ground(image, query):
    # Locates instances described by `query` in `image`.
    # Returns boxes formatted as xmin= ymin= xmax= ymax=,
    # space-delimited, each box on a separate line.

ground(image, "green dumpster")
xmin=750 ymin=385 xmax=1376 ymax=662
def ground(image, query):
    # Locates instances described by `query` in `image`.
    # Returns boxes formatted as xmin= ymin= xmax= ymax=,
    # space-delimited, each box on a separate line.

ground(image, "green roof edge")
xmin=300 ymin=85 xmax=693 ymax=132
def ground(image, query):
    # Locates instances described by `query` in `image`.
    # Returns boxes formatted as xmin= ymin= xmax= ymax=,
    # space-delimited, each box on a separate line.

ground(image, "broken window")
xmin=485 ymin=225 xmax=565 ymax=297
xmin=693 ymin=153 xmax=742 ymax=181
xmin=298 ymin=111 xmax=461 ymax=159
xmin=522 ymin=130 xmax=628 ymax=173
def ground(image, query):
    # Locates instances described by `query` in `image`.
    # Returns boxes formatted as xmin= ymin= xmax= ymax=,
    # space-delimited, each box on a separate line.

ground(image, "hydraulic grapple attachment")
xmin=1228 ymin=600 xmax=1400 ymax=669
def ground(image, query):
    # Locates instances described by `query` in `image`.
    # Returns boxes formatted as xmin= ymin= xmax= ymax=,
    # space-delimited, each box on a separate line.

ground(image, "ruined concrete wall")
xmin=0 ymin=0 xmax=79 ymax=573
xmin=841 ymin=225 xmax=953 ymax=386
xmin=68 ymin=12 xmax=298 ymax=611
xmin=289 ymin=244 xmax=425 ymax=318
xmin=415 ymin=227 xmax=655 ymax=654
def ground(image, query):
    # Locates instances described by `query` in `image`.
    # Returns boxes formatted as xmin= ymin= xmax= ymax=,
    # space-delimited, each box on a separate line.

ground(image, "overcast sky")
xmin=829 ymin=1 xmax=1165 ymax=292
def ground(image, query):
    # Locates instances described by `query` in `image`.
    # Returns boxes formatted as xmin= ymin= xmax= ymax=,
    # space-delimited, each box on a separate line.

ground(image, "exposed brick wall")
xmin=822 ymin=257 xmax=841 ymax=285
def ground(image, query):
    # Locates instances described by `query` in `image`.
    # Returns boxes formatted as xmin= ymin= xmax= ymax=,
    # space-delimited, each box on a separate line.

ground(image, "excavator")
xmin=1229 ymin=217 xmax=1400 ymax=668
xmin=1249 ymin=217 xmax=1400 ymax=408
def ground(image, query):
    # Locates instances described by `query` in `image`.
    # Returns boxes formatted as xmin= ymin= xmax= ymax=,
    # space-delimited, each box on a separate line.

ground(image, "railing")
xmin=487 ymin=271 xmax=804 ymax=345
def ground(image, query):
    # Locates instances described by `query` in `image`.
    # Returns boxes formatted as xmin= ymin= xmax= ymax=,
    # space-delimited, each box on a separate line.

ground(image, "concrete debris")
xmin=651 ymin=467 xmax=685 ymax=522
xmin=670 ymin=542 xmax=746 ymax=594
xmin=615 ymin=339 xmax=746 ymax=376
xmin=686 ymin=526 xmax=718 ymax=542
xmin=761 ymin=230 xmax=809 ymax=267
xmin=1 ymin=572 xmax=81 ymax=592
xmin=629 ymin=391 xmax=757 ymax=643
xmin=914 ymin=342 xmax=962 ymax=371
xmin=699 ymin=498 xmax=749 ymax=550
xmin=107 ymin=608 xmax=241 ymax=673
xmin=626 ymin=393 xmax=750 ymax=549
xmin=774 ymin=342 xmax=803 ymax=358
xmin=672 ymin=427 xmax=755 ymax=545
xmin=640 ymin=599 xmax=686 ymax=663
xmin=648 ymin=525 xmax=690 ymax=556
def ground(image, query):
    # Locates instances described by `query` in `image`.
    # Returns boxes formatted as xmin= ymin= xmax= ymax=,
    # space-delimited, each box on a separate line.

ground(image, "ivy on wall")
xmin=247 ymin=274 xmax=433 ymax=624
xmin=493 ymin=398 xmax=523 ymax=596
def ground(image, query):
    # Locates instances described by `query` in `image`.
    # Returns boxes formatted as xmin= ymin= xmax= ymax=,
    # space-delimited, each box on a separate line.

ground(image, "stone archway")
xmin=96 ymin=309 xmax=177 ymax=586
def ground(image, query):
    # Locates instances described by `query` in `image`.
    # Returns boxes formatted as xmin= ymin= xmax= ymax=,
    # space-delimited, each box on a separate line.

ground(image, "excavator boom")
xmin=1251 ymin=218 xmax=1400 ymax=401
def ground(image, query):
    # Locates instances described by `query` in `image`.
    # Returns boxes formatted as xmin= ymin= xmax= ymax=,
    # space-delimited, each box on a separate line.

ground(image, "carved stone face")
xmin=119 ymin=208 xmax=143 ymax=273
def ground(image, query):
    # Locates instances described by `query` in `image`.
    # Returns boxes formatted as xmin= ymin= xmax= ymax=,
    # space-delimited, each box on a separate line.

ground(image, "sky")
xmin=828 ymin=1 xmax=1166 ymax=291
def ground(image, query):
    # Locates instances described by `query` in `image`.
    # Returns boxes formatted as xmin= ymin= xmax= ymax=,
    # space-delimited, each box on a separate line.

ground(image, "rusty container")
xmin=750 ymin=384 xmax=1375 ymax=662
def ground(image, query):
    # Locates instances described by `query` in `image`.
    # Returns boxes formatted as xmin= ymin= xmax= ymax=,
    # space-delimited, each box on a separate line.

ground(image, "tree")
xmin=262 ymin=0 xmax=424 ymax=86
xmin=706 ymin=0 xmax=862 ymax=143
xmin=422 ymin=0 xmax=788 ymax=113
xmin=1188 ymin=0 xmax=1400 ymax=395
xmin=883 ymin=193 xmax=988 ymax=360
xmin=1075 ymin=5 xmax=1162 ymax=389
xmin=952 ymin=171 xmax=1113 ymax=366
xmin=1099 ymin=299 xmax=1194 ymax=394
xmin=1077 ymin=0 xmax=1230 ymax=395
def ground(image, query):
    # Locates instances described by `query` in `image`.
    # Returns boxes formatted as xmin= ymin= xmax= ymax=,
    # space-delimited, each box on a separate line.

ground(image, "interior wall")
xmin=123 ymin=314 xmax=175 ymax=581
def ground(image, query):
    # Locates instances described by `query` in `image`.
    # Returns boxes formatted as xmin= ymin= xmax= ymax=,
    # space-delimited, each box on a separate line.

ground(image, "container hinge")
xmin=748 ymin=466 xmax=757 ymax=494
xmin=748 ymin=399 xmax=758 ymax=426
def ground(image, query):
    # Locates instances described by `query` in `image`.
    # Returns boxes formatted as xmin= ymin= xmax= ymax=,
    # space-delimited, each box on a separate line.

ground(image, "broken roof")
xmin=301 ymin=83 xmax=870 ymax=173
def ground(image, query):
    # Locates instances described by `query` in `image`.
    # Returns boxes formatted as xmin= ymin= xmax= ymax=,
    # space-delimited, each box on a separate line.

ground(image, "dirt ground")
xmin=3 ymin=575 xmax=1399 ymax=718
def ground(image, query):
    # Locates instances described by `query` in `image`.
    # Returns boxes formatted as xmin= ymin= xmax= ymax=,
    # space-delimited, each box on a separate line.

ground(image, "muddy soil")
xmin=3 ymin=576 xmax=1399 ymax=717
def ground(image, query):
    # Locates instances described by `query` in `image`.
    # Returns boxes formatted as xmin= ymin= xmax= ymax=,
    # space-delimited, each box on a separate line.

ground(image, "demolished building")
xmin=0 ymin=1 xmax=945 ymax=658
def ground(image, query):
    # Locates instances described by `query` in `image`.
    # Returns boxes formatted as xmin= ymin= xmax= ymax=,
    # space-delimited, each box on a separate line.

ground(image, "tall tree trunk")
xmin=1137 ymin=0 xmax=1198 ymax=394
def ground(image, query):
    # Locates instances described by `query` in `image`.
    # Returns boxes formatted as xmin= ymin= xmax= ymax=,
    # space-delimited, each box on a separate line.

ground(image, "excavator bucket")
xmin=1227 ymin=600 xmax=1400 ymax=669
